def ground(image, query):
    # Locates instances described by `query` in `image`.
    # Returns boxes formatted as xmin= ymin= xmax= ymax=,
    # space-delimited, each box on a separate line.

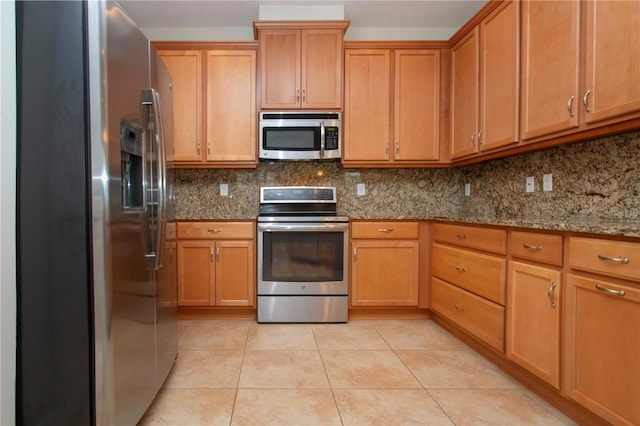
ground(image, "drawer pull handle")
xmin=378 ymin=228 xmax=394 ymax=233
xmin=456 ymin=233 xmax=467 ymax=239
xmin=208 ymin=228 xmax=223 ymax=233
xmin=567 ymin=95 xmax=575 ymax=117
xmin=598 ymin=254 xmax=629 ymax=264
xmin=547 ymin=281 xmax=557 ymax=309
xmin=595 ymin=284 xmax=626 ymax=297
xmin=523 ymin=243 xmax=542 ymax=251
xmin=455 ymin=266 xmax=466 ymax=272
xmin=454 ymin=304 xmax=465 ymax=312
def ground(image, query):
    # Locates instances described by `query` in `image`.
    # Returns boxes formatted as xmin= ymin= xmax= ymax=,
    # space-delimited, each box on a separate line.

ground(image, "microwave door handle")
xmin=320 ymin=121 xmax=325 ymax=159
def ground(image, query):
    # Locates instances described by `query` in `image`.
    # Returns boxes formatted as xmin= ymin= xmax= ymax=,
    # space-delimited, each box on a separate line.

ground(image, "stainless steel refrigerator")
xmin=16 ymin=1 xmax=177 ymax=424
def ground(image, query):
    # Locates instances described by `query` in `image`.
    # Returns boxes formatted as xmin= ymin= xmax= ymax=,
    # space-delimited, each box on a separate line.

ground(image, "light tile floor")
xmin=139 ymin=319 xmax=576 ymax=425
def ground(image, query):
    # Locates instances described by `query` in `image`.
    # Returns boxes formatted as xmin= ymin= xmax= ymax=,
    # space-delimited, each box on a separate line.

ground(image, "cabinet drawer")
xmin=432 ymin=223 xmax=507 ymax=254
xmin=351 ymin=221 xmax=419 ymax=239
xmin=432 ymin=243 xmax=506 ymax=304
xmin=177 ymin=221 xmax=255 ymax=240
xmin=510 ymin=231 xmax=563 ymax=266
xmin=432 ymin=277 xmax=505 ymax=352
xmin=166 ymin=222 xmax=177 ymax=241
xmin=569 ymin=237 xmax=640 ymax=282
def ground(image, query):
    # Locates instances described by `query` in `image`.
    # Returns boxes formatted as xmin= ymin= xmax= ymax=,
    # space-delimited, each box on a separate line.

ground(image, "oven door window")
xmin=263 ymin=127 xmax=319 ymax=150
xmin=262 ymin=231 xmax=344 ymax=282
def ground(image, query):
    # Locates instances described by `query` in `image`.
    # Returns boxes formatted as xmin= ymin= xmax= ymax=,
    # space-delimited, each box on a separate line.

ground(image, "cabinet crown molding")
xmin=253 ymin=20 xmax=350 ymax=39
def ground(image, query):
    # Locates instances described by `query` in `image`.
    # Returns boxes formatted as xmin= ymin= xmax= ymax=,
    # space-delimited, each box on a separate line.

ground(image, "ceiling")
xmin=119 ymin=0 xmax=488 ymax=30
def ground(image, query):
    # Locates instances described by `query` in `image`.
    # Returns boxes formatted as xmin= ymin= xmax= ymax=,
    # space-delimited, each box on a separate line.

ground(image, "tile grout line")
xmin=311 ymin=324 xmax=346 ymax=426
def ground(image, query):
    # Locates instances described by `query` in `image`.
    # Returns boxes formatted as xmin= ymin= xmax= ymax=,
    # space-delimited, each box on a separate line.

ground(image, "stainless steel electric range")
xmin=257 ymin=186 xmax=349 ymax=323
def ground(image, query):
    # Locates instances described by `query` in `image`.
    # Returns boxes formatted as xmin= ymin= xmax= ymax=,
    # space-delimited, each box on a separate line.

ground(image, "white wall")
xmin=0 ymin=0 xmax=17 ymax=424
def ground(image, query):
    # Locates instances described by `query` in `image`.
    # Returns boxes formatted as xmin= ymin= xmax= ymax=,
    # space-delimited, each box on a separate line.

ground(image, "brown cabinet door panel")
xmin=520 ymin=0 xmax=580 ymax=140
xmin=564 ymin=274 xmax=640 ymax=425
xmin=343 ymin=49 xmax=391 ymax=161
xmin=583 ymin=0 xmax=640 ymax=124
xmin=351 ymin=241 xmax=419 ymax=306
xmin=507 ymin=262 xmax=561 ymax=388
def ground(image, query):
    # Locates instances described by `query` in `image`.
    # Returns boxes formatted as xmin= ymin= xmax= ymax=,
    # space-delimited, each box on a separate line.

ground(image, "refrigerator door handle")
xmin=142 ymin=88 xmax=167 ymax=271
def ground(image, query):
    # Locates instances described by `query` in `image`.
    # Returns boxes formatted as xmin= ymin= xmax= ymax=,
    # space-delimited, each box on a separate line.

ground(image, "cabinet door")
xmin=564 ymin=274 xmax=640 ymax=425
xmin=343 ymin=49 xmax=391 ymax=161
xmin=506 ymin=262 xmax=561 ymax=389
xmin=520 ymin=1 xmax=580 ymax=140
xmin=158 ymin=242 xmax=177 ymax=309
xmin=394 ymin=50 xmax=440 ymax=161
xmin=177 ymin=242 xmax=214 ymax=306
xmin=206 ymin=50 xmax=256 ymax=162
xmin=157 ymin=50 xmax=203 ymax=161
xmin=301 ymin=29 xmax=343 ymax=109
xmin=583 ymin=0 xmax=640 ymax=124
xmin=450 ymin=28 xmax=479 ymax=159
xmin=215 ymin=241 xmax=255 ymax=307
xmin=351 ymin=241 xmax=419 ymax=306
xmin=479 ymin=0 xmax=519 ymax=151
xmin=260 ymin=29 xmax=301 ymax=109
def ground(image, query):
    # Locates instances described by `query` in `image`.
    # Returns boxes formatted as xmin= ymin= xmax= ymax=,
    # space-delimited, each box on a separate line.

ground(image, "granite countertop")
xmin=175 ymin=212 xmax=639 ymax=238
xmin=424 ymin=215 xmax=640 ymax=238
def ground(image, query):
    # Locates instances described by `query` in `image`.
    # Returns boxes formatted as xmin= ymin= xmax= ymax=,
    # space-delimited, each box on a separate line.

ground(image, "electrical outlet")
xmin=543 ymin=173 xmax=553 ymax=192
xmin=526 ymin=176 xmax=535 ymax=193
xmin=357 ymin=183 xmax=366 ymax=196
xmin=220 ymin=183 xmax=229 ymax=196
xmin=464 ymin=182 xmax=471 ymax=196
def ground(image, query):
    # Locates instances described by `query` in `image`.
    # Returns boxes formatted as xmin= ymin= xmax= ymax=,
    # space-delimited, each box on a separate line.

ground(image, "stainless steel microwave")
xmin=259 ymin=112 xmax=341 ymax=161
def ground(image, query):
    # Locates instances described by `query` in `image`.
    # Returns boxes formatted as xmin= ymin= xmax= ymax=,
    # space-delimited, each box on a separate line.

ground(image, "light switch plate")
xmin=357 ymin=183 xmax=366 ymax=196
xmin=220 ymin=183 xmax=229 ymax=196
xmin=464 ymin=183 xmax=471 ymax=196
xmin=543 ymin=173 xmax=553 ymax=192
xmin=526 ymin=176 xmax=535 ymax=193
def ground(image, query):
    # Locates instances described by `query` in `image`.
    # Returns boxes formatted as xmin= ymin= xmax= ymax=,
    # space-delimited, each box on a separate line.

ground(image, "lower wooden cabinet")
xmin=564 ymin=274 xmax=640 ymax=425
xmin=158 ymin=241 xmax=177 ymax=309
xmin=431 ymin=277 xmax=504 ymax=351
xmin=176 ymin=222 xmax=255 ymax=307
xmin=350 ymin=222 xmax=420 ymax=307
xmin=506 ymin=261 xmax=561 ymax=388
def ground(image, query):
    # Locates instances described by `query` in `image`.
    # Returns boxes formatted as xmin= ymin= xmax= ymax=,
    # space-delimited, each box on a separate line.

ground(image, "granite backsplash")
xmin=174 ymin=130 xmax=640 ymax=236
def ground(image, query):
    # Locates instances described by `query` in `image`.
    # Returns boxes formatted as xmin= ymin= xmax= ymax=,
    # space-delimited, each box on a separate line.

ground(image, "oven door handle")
xmin=258 ymin=223 xmax=349 ymax=232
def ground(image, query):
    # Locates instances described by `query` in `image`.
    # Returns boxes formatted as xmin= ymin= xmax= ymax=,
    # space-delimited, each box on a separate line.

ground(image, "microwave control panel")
xmin=325 ymin=127 xmax=339 ymax=150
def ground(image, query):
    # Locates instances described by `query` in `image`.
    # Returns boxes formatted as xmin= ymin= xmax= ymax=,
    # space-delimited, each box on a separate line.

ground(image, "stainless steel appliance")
xmin=16 ymin=1 xmax=177 ymax=424
xmin=259 ymin=112 xmax=342 ymax=161
xmin=257 ymin=187 xmax=349 ymax=323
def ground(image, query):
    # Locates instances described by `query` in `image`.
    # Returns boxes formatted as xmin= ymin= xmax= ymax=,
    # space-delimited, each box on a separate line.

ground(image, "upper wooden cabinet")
xmin=157 ymin=43 xmax=257 ymax=167
xmin=521 ymin=0 xmax=640 ymax=141
xmin=206 ymin=50 xmax=256 ymax=162
xmin=450 ymin=0 xmax=519 ymax=160
xmin=343 ymin=46 xmax=441 ymax=166
xmin=583 ymin=0 xmax=640 ymax=124
xmin=254 ymin=21 xmax=349 ymax=110
xmin=156 ymin=50 xmax=203 ymax=162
